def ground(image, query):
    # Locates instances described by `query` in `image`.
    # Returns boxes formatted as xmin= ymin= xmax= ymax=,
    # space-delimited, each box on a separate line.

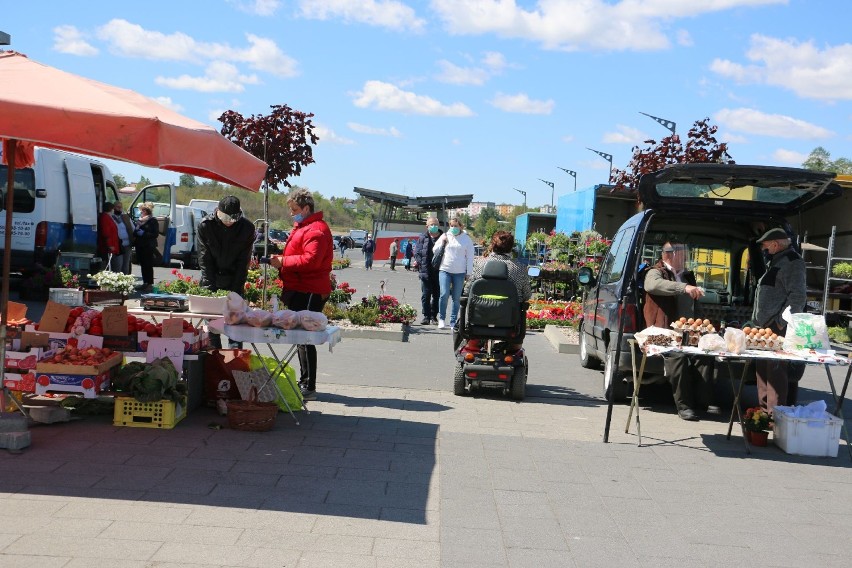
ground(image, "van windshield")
xmin=0 ymin=166 xmax=36 ymax=213
xmin=656 ymin=181 xmax=810 ymax=205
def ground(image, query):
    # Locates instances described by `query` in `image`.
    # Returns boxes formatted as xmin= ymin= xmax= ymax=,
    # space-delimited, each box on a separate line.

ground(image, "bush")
xmin=323 ymin=302 xmax=347 ymax=321
xmin=332 ymin=257 xmax=351 ymax=270
xmin=347 ymin=304 xmax=381 ymax=326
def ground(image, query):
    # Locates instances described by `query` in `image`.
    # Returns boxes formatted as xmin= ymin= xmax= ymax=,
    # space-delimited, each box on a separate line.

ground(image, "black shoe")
xmin=430 ymin=319 xmax=439 ymax=325
xmin=678 ymin=408 xmax=698 ymax=421
xmin=420 ymin=317 xmax=431 ymax=325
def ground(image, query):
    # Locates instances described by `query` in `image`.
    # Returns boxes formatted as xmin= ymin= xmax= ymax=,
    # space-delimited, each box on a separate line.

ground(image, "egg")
xmin=687 ymin=318 xmax=694 ymax=325
xmin=679 ymin=317 xmax=687 ymax=323
xmin=702 ymin=319 xmax=710 ymax=326
xmin=743 ymin=326 xmax=752 ymax=334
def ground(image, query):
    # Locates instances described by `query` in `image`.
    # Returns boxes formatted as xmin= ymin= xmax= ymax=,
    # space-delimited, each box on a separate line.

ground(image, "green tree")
xmin=138 ymin=175 xmax=151 ymax=187
xmin=473 ymin=208 xmax=501 ymax=237
xmin=219 ymin=104 xmax=319 ymax=190
xmin=179 ymin=174 xmax=198 ymax=188
xmin=113 ymin=173 xmax=127 ymax=189
xmin=802 ymin=147 xmax=852 ymax=174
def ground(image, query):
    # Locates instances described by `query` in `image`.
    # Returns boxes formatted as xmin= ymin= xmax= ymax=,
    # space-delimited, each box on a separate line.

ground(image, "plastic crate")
xmin=49 ymin=288 xmax=84 ymax=306
xmin=773 ymin=410 xmax=843 ymax=457
xmin=113 ymin=396 xmax=187 ymax=429
xmin=187 ymin=294 xmax=227 ymax=315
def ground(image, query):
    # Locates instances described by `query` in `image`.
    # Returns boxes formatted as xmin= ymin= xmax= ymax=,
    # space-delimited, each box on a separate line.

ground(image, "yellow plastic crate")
xmin=113 ymin=396 xmax=186 ymax=429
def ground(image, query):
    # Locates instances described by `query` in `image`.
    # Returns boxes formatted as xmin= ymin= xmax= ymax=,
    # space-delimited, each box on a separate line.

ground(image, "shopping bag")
xmin=781 ymin=306 xmax=830 ymax=353
xmin=402 ymin=258 xmax=410 ymax=268
xmin=203 ymin=348 xmax=253 ymax=406
xmin=249 ymin=354 xmax=303 ymax=411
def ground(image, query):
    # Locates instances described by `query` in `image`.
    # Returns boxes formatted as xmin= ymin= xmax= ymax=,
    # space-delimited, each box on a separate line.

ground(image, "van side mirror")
xmin=577 ymin=266 xmax=596 ymax=286
xmin=527 ymin=266 xmax=541 ymax=278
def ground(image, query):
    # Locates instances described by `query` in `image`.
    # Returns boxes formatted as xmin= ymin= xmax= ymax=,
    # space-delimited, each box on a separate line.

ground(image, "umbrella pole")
xmin=0 ymin=139 xmax=18 ymax=408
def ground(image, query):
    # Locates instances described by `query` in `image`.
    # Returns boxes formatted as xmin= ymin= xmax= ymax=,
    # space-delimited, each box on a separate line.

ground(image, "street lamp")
xmin=639 ymin=112 xmax=676 ymax=136
xmin=538 ymin=179 xmax=554 ymax=212
xmin=557 ymin=167 xmax=577 ymax=192
xmin=513 ymin=188 xmax=527 ymax=213
xmin=587 ymin=148 xmax=613 ymax=181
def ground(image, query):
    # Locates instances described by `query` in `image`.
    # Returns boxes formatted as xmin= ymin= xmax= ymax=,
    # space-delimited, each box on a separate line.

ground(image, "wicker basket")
xmin=227 ymin=387 xmax=278 ymax=432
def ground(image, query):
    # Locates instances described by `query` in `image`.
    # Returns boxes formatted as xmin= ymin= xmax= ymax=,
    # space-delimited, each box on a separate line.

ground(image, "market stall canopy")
xmin=0 ymin=51 xmax=267 ymax=191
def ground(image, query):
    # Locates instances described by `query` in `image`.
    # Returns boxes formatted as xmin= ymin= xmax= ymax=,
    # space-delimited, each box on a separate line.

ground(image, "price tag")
xmin=146 ymin=338 xmax=184 ymax=373
xmin=39 ymin=301 xmax=71 ymax=333
xmin=102 ymin=305 xmax=129 ymax=336
xmin=75 ymin=334 xmax=104 ymax=349
xmin=161 ymin=318 xmax=185 ymax=338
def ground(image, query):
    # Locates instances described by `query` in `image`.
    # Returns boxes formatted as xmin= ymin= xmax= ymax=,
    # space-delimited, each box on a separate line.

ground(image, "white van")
xmin=187 ymin=199 xmax=219 ymax=217
xmin=127 ymin=185 xmax=205 ymax=268
xmin=0 ymin=147 xmax=119 ymax=274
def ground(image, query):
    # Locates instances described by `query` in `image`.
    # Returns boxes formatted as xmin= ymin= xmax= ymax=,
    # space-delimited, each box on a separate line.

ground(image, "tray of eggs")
xmin=741 ymin=326 xmax=784 ymax=351
xmin=670 ymin=317 xmax=717 ymax=346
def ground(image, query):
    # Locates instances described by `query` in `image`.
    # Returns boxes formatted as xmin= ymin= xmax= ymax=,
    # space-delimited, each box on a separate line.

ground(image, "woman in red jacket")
xmin=269 ymin=189 xmax=333 ymax=400
xmin=97 ymin=200 xmax=121 ymax=268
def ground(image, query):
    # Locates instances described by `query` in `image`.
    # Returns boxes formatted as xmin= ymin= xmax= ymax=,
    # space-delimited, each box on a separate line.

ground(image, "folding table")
xmin=626 ymin=341 xmax=850 ymax=456
xmin=208 ymin=318 xmax=342 ymax=425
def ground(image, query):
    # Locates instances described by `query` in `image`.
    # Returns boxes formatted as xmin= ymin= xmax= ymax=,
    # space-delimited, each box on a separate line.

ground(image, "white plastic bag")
xmin=223 ymin=291 xmax=248 ymax=325
xmin=244 ymin=308 xmax=273 ymax=328
xmin=724 ymin=327 xmax=747 ymax=354
xmin=781 ymin=306 xmax=830 ymax=353
xmin=697 ymin=333 xmax=726 ymax=352
xmin=272 ymin=309 xmax=299 ymax=329
xmin=298 ymin=310 xmax=328 ymax=331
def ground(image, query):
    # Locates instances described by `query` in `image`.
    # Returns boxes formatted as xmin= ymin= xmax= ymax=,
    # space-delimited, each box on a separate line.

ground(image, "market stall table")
xmin=127 ymin=308 xmax=222 ymax=329
xmin=624 ymin=340 xmax=850 ymax=456
xmin=208 ymin=318 xmax=342 ymax=426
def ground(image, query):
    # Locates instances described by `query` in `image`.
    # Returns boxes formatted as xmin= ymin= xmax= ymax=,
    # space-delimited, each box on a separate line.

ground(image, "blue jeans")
xmin=439 ymin=271 xmax=465 ymax=325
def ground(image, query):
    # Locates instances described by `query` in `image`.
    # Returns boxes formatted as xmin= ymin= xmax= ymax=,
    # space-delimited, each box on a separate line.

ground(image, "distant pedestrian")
xmin=133 ymin=202 xmax=159 ymax=293
xmin=389 ymin=238 xmax=399 ymax=270
xmin=363 ymin=233 xmax=375 ymax=270
xmin=111 ymin=201 xmax=135 ymax=275
xmin=404 ymin=240 xmax=414 ymax=270
xmin=339 ymin=237 xmax=348 ymax=257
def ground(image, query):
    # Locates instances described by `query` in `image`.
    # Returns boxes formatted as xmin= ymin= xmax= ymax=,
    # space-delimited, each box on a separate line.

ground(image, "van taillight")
xmin=618 ymin=303 xmax=639 ymax=332
xmin=35 ymin=222 xmax=48 ymax=247
xmin=181 ymin=233 xmax=188 ymax=243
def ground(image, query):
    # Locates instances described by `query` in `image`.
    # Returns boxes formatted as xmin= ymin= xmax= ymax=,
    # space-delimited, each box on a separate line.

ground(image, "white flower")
xmin=87 ymin=271 xmax=136 ymax=295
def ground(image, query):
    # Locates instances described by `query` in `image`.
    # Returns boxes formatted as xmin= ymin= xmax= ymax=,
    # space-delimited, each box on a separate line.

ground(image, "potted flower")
xmin=328 ymin=281 xmax=357 ymax=309
xmin=743 ymin=407 xmax=771 ymax=446
xmin=85 ymin=270 xmax=136 ymax=305
xmin=157 ymin=269 xmax=230 ymax=313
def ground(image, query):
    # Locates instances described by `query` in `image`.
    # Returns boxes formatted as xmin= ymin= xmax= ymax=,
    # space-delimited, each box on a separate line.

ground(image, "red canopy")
xmin=0 ymin=51 xmax=267 ymax=190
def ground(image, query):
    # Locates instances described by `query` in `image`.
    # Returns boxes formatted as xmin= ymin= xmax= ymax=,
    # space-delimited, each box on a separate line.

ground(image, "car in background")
xmin=576 ymin=163 xmax=841 ymax=401
xmin=269 ymin=229 xmax=288 ymax=245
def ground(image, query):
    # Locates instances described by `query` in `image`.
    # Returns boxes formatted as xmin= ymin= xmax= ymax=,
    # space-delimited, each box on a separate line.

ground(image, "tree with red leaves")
xmin=610 ymin=118 xmax=734 ymax=192
xmin=219 ymin=104 xmax=319 ymax=190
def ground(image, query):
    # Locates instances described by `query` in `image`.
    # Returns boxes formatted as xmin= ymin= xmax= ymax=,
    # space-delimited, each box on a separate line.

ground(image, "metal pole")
xmin=558 ymin=167 xmax=577 ymax=192
xmin=0 ymin=139 xmax=17 ymax=394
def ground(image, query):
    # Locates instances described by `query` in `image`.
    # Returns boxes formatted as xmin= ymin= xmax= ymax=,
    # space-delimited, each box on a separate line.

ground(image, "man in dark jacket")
xmin=197 ymin=195 xmax=255 ymax=347
xmin=414 ymin=217 xmax=442 ymax=325
xmin=644 ymin=242 xmax=714 ymax=421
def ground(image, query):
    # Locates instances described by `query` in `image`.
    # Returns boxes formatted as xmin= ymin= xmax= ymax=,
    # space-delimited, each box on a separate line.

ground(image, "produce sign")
xmin=36 ymin=346 xmax=122 ymax=375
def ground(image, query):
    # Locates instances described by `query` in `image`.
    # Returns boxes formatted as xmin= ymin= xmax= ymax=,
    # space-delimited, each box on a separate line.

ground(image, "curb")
xmin=338 ymin=323 xmax=407 ymax=342
xmin=543 ymin=324 xmax=579 ymax=354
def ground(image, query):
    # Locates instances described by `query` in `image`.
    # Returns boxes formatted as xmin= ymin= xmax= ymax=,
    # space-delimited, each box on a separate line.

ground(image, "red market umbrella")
xmin=0 ymin=51 xmax=268 ymax=394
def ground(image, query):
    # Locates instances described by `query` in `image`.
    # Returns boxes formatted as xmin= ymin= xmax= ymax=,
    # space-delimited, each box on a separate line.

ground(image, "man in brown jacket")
xmin=644 ymin=242 xmax=716 ymax=421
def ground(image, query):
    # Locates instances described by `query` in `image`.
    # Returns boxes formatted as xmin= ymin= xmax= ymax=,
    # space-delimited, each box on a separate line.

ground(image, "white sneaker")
xmin=437 ymin=318 xmax=446 ymax=329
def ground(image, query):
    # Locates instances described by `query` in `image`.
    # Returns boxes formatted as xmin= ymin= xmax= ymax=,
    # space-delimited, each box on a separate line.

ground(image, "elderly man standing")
xmin=414 ymin=217 xmax=443 ymax=325
xmin=752 ymin=228 xmax=807 ymax=412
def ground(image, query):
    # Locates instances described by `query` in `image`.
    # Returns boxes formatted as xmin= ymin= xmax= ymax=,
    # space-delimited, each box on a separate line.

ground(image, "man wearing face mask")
xmin=414 ymin=217 xmax=443 ymax=325
xmin=752 ymin=228 xmax=806 ymax=412
xmin=197 ymin=195 xmax=256 ymax=348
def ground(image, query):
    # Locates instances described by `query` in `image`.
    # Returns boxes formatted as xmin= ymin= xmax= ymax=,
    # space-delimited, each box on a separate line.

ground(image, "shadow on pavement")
xmin=319 ymin=392 xmax=451 ymax=412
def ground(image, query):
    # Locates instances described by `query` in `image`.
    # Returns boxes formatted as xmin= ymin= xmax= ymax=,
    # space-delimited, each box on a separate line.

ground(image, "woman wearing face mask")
xmin=269 ymin=189 xmax=334 ymax=401
xmin=133 ymin=202 xmax=159 ymax=293
xmin=434 ymin=219 xmax=475 ymax=329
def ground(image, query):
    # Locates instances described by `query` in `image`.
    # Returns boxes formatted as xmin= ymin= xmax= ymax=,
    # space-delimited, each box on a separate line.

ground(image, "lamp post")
xmin=513 ymin=188 xmax=527 ymax=213
xmin=587 ymin=148 xmax=613 ymax=181
xmin=639 ymin=112 xmax=676 ymax=136
xmin=538 ymin=179 xmax=555 ymax=212
xmin=557 ymin=167 xmax=577 ymax=192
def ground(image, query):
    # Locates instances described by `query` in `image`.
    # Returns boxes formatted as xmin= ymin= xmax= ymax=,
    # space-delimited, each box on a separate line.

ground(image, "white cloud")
xmin=155 ymin=61 xmax=261 ymax=93
xmin=208 ymin=108 xmax=226 ymax=122
xmin=352 ymin=80 xmax=474 ymax=117
xmin=97 ymin=20 xmax=298 ymax=78
xmin=152 ymin=96 xmax=183 ymax=112
xmin=562 ymin=135 xmax=575 ymax=143
xmin=773 ymin=148 xmax=808 ymax=165
xmin=347 ymin=122 xmax=403 ymax=137
xmin=435 ymin=60 xmax=490 ymax=85
xmin=711 ymin=34 xmax=852 ymax=101
xmin=720 ymin=132 xmax=748 ymax=144
xmin=430 ymin=0 xmax=784 ymax=52
xmin=675 ymin=29 xmax=693 ymax=47
xmin=314 ymin=124 xmax=355 ymax=145
xmin=53 ymin=25 xmax=98 ymax=56
xmin=603 ymin=125 xmax=648 ymax=144
xmin=714 ymin=108 xmax=834 ymax=139
xmin=228 ymin=0 xmax=281 ymax=16
xmin=489 ymin=92 xmax=554 ymax=115
xmin=298 ymin=0 xmax=425 ymax=32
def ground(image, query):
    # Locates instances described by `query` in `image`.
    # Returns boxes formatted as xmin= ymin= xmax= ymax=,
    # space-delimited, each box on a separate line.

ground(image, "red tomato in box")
xmin=144 ymin=323 xmax=156 ymax=334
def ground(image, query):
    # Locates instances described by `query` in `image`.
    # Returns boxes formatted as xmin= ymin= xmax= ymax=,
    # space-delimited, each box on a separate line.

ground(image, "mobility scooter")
xmin=452 ymin=260 xmax=529 ymax=400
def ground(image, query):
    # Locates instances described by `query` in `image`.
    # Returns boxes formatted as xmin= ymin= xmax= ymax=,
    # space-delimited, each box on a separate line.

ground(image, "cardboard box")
xmin=2 ymin=372 xmax=35 ymax=393
xmin=187 ymin=295 xmax=227 ymax=315
xmin=102 ymin=333 xmax=139 ymax=352
xmin=138 ymin=330 xmax=206 ymax=354
xmin=33 ymin=370 xmax=112 ymax=398
xmin=35 ymin=352 xmax=123 ymax=376
xmin=2 ymin=349 xmax=43 ymax=371
xmin=774 ymin=410 xmax=843 ymax=458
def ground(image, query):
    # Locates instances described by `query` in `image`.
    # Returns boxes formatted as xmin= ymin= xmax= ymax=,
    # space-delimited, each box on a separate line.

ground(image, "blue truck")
xmin=554 ymin=184 xmax=639 ymax=239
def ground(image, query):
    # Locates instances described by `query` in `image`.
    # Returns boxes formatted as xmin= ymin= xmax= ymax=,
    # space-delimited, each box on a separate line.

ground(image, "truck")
xmin=554 ymin=184 xmax=640 ymax=239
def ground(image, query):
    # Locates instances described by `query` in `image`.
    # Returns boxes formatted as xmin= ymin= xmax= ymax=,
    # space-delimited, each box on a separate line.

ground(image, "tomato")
xmin=88 ymin=326 xmax=103 ymax=336
xmin=144 ymin=323 xmax=156 ymax=334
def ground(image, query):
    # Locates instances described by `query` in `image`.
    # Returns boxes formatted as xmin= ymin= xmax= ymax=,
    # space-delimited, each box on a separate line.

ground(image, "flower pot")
xmin=746 ymin=430 xmax=769 ymax=447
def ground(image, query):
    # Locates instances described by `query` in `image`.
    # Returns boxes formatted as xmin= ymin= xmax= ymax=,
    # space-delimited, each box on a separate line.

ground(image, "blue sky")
xmin=4 ymin=0 xmax=851 ymax=208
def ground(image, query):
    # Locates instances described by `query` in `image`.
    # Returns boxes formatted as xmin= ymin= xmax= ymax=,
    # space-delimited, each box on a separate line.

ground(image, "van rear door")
xmin=129 ymin=184 xmax=177 ymax=265
xmin=65 ymin=156 xmax=98 ymax=252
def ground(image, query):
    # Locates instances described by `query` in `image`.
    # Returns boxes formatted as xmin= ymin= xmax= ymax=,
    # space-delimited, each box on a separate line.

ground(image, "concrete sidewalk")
xmin=3 ymin=260 xmax=852 ymax=567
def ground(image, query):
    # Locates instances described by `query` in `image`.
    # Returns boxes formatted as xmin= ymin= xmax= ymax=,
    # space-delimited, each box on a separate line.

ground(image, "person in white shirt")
xmin=434 ymin=219 xmax=475 ymax=329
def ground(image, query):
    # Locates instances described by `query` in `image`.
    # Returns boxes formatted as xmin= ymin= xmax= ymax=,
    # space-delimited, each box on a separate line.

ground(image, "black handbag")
xmin=431 ymin=245 xmax=445 ymax=269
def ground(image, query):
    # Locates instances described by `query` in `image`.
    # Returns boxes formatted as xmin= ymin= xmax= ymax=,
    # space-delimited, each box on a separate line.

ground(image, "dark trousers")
xmin=282 ymin=290 xmax=328 ymax=391
xmin=390 ymin=255 xmax=397 ymax=270
xmin=663 ymin=352 xmax=714 ymax=412
xmin=137 ymin=245 xmax=155 ymax=285
xmin=420 ymin=274 xmax=440 ymax=320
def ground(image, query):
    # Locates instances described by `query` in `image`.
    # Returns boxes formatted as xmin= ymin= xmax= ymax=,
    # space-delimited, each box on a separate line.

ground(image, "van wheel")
xmin=603 ymin=345 xmax=630 ymax=402
xmin=579 ymin=331 xmax=600 ymax=369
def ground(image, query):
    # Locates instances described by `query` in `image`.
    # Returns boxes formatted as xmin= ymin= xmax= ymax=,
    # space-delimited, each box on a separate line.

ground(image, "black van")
xmin=576 ymin=164 xmax=840 ymax=400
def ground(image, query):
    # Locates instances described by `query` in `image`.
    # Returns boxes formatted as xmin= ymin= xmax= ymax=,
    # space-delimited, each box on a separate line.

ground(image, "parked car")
xmin=576 ymin=163 xmax=840 ymax=401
